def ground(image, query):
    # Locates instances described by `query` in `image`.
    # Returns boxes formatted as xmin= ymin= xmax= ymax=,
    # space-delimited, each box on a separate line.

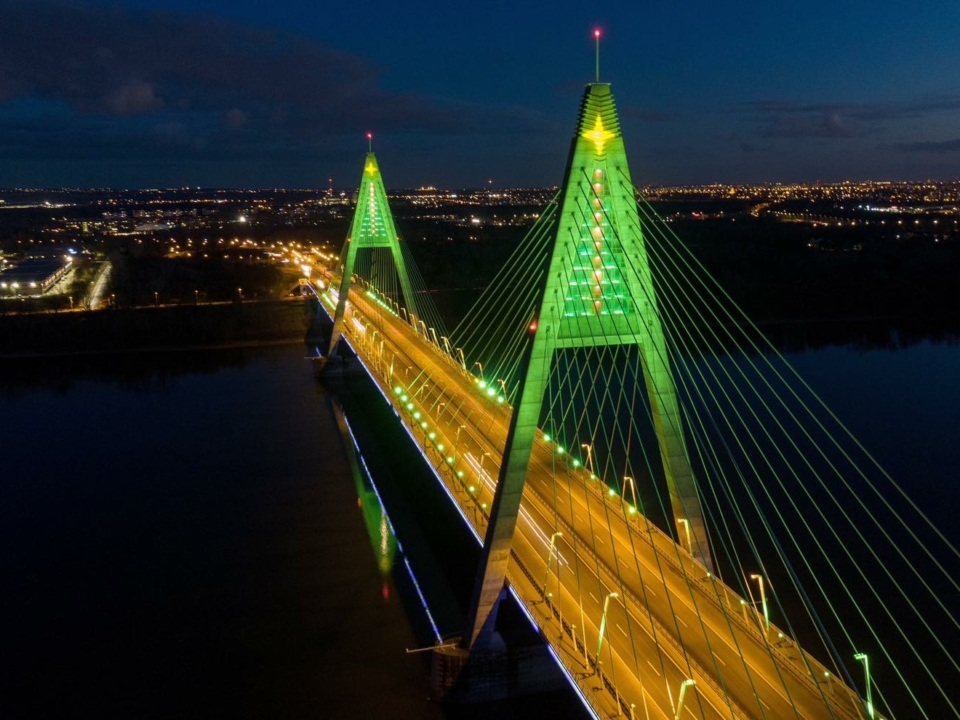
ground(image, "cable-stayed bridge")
xmin=305 ymin=81 xmax=959 ymax=720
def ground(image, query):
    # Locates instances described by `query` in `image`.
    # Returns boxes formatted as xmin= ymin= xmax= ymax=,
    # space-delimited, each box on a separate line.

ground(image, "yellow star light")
xmin=365 ymin=161 xmax=377 ymax=175
xmin=582 ymin=114 xmax=615 ymax=155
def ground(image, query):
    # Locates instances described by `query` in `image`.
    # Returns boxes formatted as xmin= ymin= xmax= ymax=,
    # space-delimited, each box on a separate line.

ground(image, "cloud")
xmin=743 ymin=95 xmax=960 ymax=122
xmin=622 ymin=107 xmax=679 ymax=123
xmin=757 ymin=112 xmax=866 ymax=139
xmin=740 ymin=94 xmax=960 ymax=141
xmin=0 ymin=0 xmax=551 ymax=171
xmin=739 ymin=142 xmax=774 ymax=154
xmin=105 ymin=80 xmax=164 ymax=116
xmin=222 ymin=108 xmax=249 ymax=130
xmin=889 ymin=138 xmax=960 ymax=153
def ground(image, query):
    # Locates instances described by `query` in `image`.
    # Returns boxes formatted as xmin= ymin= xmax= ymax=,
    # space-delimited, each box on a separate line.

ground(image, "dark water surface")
xmin=0 ymin=346 xmax=443 ymax=719
xmin=2 ymin=337 xmax=958 ymax=718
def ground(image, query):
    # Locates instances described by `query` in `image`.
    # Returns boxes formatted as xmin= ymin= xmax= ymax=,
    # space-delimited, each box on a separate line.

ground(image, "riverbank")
xmin=0 ymin=299 xmax=313 ymax=357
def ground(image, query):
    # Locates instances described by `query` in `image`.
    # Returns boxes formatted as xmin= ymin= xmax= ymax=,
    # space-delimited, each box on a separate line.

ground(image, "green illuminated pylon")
xmin=327 ymin=152 xmax=418 ymax=355
xmin=465 ymin=82 xmax=712 ymax=648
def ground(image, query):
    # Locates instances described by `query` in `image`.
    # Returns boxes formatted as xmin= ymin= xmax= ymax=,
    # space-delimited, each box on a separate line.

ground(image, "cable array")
xmin=436 ymin=166 xmax=959 ymax=719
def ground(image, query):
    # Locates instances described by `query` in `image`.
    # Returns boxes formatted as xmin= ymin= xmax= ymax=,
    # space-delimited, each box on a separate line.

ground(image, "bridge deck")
xmin=318 ymin=280 xmax=869 ymax=720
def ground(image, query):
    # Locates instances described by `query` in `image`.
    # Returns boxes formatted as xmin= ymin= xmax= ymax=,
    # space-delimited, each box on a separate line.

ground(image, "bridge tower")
xmin=327 ymin=150 xmax=419 ymax=356
xmin=465 ymin=82 xmax=713 ymax=648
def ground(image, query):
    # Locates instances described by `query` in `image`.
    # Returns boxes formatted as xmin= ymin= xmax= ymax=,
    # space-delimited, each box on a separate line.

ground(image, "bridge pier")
xmin=430 ymin=634 xmax=568 ymax=704
xmin=302 ymin=289 xmax=369 ymax=378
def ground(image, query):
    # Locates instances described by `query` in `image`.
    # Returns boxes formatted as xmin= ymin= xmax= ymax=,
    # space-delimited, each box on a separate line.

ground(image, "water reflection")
xmin=338 ymin=399 xmax=398 ymax=594
xmin=329 ymin=394 xmax=443 ymax=643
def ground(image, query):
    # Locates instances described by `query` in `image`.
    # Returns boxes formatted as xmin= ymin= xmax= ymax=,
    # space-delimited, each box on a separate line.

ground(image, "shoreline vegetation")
xmin=0 ymin=299 xmax=315 ymax=359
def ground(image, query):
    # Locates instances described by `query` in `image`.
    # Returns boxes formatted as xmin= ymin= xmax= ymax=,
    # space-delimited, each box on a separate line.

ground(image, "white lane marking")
xmin=589 ymin=591 xmax=599 ymax=604
xmin=616 ymin=623 xmax=627 ymax=636
xmin=647 ymin=660 xmax=661 ymax=677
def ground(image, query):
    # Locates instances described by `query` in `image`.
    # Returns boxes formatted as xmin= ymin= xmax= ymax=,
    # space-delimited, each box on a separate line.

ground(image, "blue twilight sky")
xmin=1 ymin=0 xmax=959 ymax=188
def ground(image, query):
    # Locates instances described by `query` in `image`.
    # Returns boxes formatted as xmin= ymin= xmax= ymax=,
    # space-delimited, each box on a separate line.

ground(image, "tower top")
xmin=575 ymin=82 xmax=621 ymax=156
xmin=364 ymin=152 xmax=379 ymax=176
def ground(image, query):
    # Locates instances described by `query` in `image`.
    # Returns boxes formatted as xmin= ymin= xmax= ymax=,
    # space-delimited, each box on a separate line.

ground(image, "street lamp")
xmin=676 ymin=517 xmax=692 ymax=554
xmin=623 ymin=475 xmax=638 ymax=508
xmin=581 ymin=443 xmax=594 ymax=477
xmin=596 ymin=591 xmax=619 ymax=661
xmin=473 ymin=361 xmax=484 ymax=381
xmin=237 ymin=287 xmax=243 ymax=301
xmin=542 ymin=532 xmax=563 ymax=599
xmin=674 ymin=679 xmax=696 ymax=720
xmin=749 ymin=573 xmax=770 ymax=631
xmin=854 ymin=653 xmax=875 ymax=719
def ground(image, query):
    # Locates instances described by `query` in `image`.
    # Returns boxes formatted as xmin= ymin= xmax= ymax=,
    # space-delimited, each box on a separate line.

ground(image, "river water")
xmin=1 ymin=335 xmax=958 ymax=718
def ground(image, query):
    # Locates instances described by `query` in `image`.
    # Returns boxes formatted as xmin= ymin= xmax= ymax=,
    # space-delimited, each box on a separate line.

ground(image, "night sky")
xmin=1 ymin=0 xmax=959 ymax=189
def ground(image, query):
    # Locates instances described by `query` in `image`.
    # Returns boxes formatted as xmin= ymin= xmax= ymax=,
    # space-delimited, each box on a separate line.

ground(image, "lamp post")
xmin=623 ymin=475 xmax=638 ymax=508
xmin=596 ymin=591 xmax=619 ymax=662
xmin=674 ymin=679 xmax=696 ymax=720
xmin=749 ymin=574 xmax=770 ymax=631
xmin=581 ymin=443 xmax=594 ymax=477
xmin=854 ymin=653 xmax=875 ymax=719
xmin=480 ymin=451 xmax=491 ymax=473
xmin=542 ymin=532 xmax=563 ymax=599
xmin=676 ymin=517 xmax=692 ymax=554
xmin=473 ymin=361 xmax=484 ymax=381
xmin=237 ymin=287 xmax=243 ymax=301
xmin=456 ymin=347 xmax=467 ymax=370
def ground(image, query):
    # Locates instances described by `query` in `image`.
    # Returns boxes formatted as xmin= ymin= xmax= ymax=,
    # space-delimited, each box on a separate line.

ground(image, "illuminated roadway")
xmin=317 ymin=279 xmax=870 ymax=720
